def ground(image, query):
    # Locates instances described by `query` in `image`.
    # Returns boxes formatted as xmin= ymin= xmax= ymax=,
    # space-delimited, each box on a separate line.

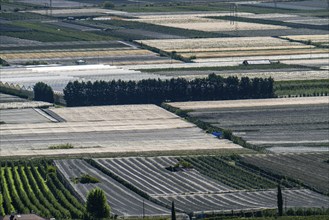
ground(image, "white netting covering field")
xmin=169 ymin=96 xmax=329 ymax=110
xmin=0 ymin=105 xmax=240 ymax=157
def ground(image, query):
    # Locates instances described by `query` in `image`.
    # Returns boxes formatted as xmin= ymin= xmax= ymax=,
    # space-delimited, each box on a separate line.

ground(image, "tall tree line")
xmin=64 ymin=74 xmax=275 ymax=107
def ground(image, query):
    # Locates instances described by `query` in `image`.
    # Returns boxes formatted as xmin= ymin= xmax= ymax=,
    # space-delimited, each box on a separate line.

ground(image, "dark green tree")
xmin=33 ymin=82 xmax=54 ymax=103
xmin=86 ymin=188 xmax=110 ymax=219
xmin=103 ymin=1 xmax=114 ymax=9
xmin=277 ymin=184 xmax=283 ymax=216
xmin=171 ymin=201 xmax=176 ymax=220
xmin=63 ymin=74 xmax=275 ymax=107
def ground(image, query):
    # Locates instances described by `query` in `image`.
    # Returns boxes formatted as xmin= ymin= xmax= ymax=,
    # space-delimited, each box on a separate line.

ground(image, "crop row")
xmin=274 ymin=79 xmax=329 ymax=97
xmin=239 ymin=153 xmax=329 ymax=195
xmin=1 ymin=49 xmax=151 ymax=60
xmin=55 ymin=159 xmax=170 ymax=216
xmin=0 ymin=12 xmax=47 ymax=21
xmin=157 ymin=188 xmax=329 ymax=214
xmin=0 ymin=161 xmax=84 ymax=218
xmin=95 ymin=157 xmax=232 ymax=196
xmin=1 ymin=21 xmax=115 ymax=42
xmin=181 ymin=156 xmax=277 ymax=190
xmin=88 ymin=19 xmax=226 ymax=39
xmin=89 ymin=157 xmax=328 ymax=214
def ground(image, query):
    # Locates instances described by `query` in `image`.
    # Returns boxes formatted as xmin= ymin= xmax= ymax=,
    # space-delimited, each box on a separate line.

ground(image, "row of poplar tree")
xmin=63 ymin=74 xmax=275 ymax=106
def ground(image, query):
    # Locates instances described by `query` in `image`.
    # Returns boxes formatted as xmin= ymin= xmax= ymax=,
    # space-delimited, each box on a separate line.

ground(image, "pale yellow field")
xmin=30 ymin=8 xmax=127 ymax=15
xmin=181 ymin=70 xmax=329 ymax=81
xmin=137 ymin=37 xmax=311 ymax=51
xmin=169 ymin=97 xmax=329 ymax=110
xmin=131 ymin=15 xmax=288 ymax=32
xmin=166 ymin=45 xmax=312 ymax=53
xmin=281 ymin=34 xmax=329 ymax=43
xmin=134 ymin=12 xmax=253 ymax=20
xmin=137 ymin=37 xmax=329 ymax=62
xmin=0 ymin=49 xmax=153 ymax=60
xmin=181 ymin=48 xmax=328 ymax=59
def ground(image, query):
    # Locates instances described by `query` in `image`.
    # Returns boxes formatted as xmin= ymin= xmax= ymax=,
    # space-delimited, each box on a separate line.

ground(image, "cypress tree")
xmin=277 ymin=184 xmax=283 ymax=216
xmin=34 ymin=82 xmax=54 ymax=103
xmin=86 ymin=188 xmax=110 ymax=219
xmin=171 ymin=200 xmax=176 ymax=220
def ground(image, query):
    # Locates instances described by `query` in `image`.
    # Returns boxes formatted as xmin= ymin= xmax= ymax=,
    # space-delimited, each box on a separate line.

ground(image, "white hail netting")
xmin=169 ymin=96 xmax=329 ymax=110
xmin=0 ymin=105 xmax=241 ymax=157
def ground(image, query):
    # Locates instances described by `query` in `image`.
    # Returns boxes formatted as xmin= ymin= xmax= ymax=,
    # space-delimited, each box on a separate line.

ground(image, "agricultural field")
xmin=30 ymin=8 xmax=127 ymax=17
xmin=169 ymin=97 xmax=329 ymax=153
xmin=281 ymin=58 xmax=329 ymax=69
xmin=0 ymin=93 xmax=26 ymax=103
xmin=0 ymin=108 xmax=53 ymax=124
xmin=281 ymin=35 xmax=329 ymax=47
xmin=149 ymin=68 xmax=329 ymax=82
xmin=5 ymin=64 xmax=328 ymax=94
xmin=1 ymin=1 xmax=329 ymax=217
xmin=0 ymin=92 xmax=52 ymax=110
xmin=215 ymin=14 xmax=328 ymax=33
xmin=254 ymin=0 xmax=328 ymax=11
xmin=0 ymin=21 xmax=116 ymax=42
xmin=1 ymin=49 xmax=154 ymax=60
xmin=0 ymin=40 xmax=129 ymax=50
xmin=0 ymin=104 xmax=241 ymax=157
xmin=274 ymin=79 xmax=329 ymax=97
xmin=136 ymin=36 xmax=328 ymax=63
xmin=0 ymin=36 xmax=41 ymax=46
xmin=239 ymin=153 xmax=329 ymax=195
xmin=55 ymin=159 xmax=172 ymax=217
xmin=0 ymin=64 xmax=173 ymax=92
xmin=0 ymin=161 xmax=85 ymax=218
xmin=241 ymin=13 xmax=329 ymax=26
xmin=0 ymin=37 xmax=179 ymax=65
xmin=91 ymin=156 xmax=329 ymax=214
xmin=130 ymin=13 xmax=289 ymax=32
xmin=81 ymin=18 xmax=225 ymax=40
xmin=95 ymin=156 xmax=276 ymax=193
xmin=156 ymin=189 xmax=329 ymax=214
xmin=16 ymin=0 xmax=92 ymax=8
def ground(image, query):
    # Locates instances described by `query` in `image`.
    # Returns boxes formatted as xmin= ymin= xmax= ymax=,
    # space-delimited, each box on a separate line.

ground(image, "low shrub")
xmin=72 ymin=174 xmax=100 ymax=184
xmin=48 ymin=143 xmax=74 ymax=149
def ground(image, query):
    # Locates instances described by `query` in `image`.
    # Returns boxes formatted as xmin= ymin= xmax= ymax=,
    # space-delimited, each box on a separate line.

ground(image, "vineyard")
xmin=1 ymin=1 xmax=329 ymax=218
xmin=94 ymin=157 xmax=233 ymax=196
xmin=0 ymin=161 xmax=85 ymax=218
xmin=239 ymin=153 xmax=329 ymax=195
xmin=181 ymin=156 xmax=276 ymax=190
xmin=88 ymin=157 xmax=328 ymax=214
xmin=1 ymin=157 xmax=328 ymax=217
xmin=274 ymin=79 xmax=329 ymax=97
xmin=55 ymin=159 xmax=171 ymax=217
xmin=156 ymin=189 xmax=329 ymax=214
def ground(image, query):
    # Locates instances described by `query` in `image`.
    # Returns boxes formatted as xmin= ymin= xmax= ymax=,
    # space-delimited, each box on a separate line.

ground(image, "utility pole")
xmin=50 ymin=0 xmax=53 ymax=16
xmin=230 ymin=4 xmax=238 ymax=32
